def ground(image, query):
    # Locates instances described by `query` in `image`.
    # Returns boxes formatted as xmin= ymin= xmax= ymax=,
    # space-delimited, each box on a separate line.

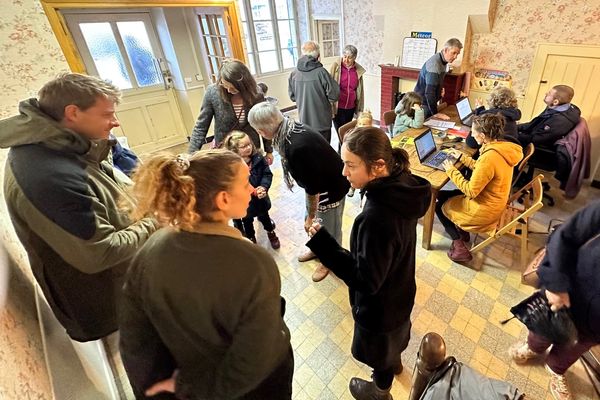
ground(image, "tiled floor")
xmin=164 ymin=129 xmax=600 ymax=399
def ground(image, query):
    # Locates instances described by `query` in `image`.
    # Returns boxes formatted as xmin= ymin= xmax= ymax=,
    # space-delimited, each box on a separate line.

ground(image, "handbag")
xmin=521 ymin=247 xmax=545 ymax=288
xmin=501 ymin=291 xmax=577 ymax=345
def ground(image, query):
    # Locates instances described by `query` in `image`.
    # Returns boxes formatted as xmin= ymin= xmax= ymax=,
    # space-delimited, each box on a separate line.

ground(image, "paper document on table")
xmin=424 ymin=120 xmax=456 ymax=129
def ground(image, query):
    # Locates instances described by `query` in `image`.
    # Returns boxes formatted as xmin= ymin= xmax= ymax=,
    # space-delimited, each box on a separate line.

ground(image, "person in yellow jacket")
xmin=436 ymin=113 xmax=523 ymax=262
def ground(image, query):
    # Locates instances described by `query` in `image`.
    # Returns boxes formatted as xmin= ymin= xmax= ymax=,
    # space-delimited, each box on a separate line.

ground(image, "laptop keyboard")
xmin=427 ymin=152 xmax=448 ymax=167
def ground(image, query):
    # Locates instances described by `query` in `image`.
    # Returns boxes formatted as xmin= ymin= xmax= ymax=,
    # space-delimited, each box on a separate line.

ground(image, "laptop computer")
xmin=456 ymin=97 xmax=474 ymax=127
xmin=414 ymin=130 xmax=456 ymax=171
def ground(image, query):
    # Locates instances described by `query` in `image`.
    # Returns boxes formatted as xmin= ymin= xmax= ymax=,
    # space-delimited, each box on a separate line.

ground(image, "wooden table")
xmin=390 ymin=106 xmax=475 ymax=250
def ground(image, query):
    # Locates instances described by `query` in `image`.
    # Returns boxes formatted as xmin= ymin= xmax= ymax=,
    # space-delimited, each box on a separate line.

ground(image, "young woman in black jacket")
xmin=307 ymin=127 xmax=431 ymax=400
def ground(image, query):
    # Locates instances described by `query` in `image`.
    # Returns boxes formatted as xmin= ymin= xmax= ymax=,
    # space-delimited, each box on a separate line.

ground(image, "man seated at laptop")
xmin=435 ymin=114 xmax=523 ymax=263
xmin=517 ymin=85 xmax=580 ymax=149
xmin=464 ymin=87 xmax=522 ymax=149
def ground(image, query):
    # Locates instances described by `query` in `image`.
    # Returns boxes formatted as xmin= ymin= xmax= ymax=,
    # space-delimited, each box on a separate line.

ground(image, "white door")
xmin=524 ymin=44 xmax=600 ymax=181
xmin=65 ymin=12 xmax=188 ymax=153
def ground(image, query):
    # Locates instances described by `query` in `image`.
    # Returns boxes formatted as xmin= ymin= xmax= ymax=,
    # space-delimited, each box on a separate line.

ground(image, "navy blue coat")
xmin=538 ymin=200 xmax=600 ymax=342
xmin=246 ymin=153 xmax=273 ymax=218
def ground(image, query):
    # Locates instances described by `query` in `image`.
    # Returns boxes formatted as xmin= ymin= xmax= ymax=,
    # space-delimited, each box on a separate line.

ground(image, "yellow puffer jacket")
xmin=443 ymin=141 xmax=523 ymax=233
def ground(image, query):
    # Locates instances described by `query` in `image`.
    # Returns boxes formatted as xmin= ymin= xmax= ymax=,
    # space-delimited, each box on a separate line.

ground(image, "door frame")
xmin=40 ymin=0 xmax=245 ymax=73
xmin=522 ymin=43 xmax=600 ymax=120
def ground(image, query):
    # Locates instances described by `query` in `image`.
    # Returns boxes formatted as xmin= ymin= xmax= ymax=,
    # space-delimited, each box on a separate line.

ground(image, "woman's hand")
xmin=446 ymin=148 xmax=462 ymax=159
xmin=442 ymin=159 xmax=455 ymax=172
xmin=265 ymin=152 xmax=274 ymax=165
xmin=145 ymin=370 xmax=178 ymax=397
xmin=546 ymin=290 xmax=571 ymax=312
xmin=474 ymin=98 xmax=483 ymax=108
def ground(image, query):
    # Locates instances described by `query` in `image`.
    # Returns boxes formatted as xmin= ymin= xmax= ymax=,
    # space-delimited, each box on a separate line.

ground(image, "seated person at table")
xmin=466 ymin=87 xmax=522 ymax=148
xmin=436 ymin=114 xmax=523 ymax=263
xmin=517 ymin=85 xmax=580 ymax=148
xmin=393 ymin=91 xmax=425 ymax=135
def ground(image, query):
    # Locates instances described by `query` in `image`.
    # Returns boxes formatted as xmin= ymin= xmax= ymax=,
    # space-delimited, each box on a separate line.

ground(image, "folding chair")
xmin=512 ymin=143 xmax=535 ymax=189
xmin=470 ymin=174 xmax=545 ymax=269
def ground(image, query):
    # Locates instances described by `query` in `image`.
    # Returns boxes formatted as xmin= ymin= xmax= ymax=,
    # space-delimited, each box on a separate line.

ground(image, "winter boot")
xmin=447 ymin=239 xmax=473 ymax=262
xmin=267 ymin=231 xmax=280 ymax=249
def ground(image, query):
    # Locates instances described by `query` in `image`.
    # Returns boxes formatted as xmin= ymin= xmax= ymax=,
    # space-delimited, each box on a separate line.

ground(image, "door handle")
xmin=154 ymin=57 xmax=173 ymax=90
xmin=539 ymin=80 xmax=548 ymax=84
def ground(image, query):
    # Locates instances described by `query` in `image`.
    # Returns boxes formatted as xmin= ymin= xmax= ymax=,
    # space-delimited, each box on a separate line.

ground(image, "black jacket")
xmin=285 ymin=123 xmax=350 ymax=205
xmin=246 ymin=153 xmax=273 ymax=217
xmin=466 ymin=106 xmax=522 ymax=149
xmin=538 ymin=200 xmax=600 ymax=341
xmin=517 ymin=104 xmax=581 ymax=148
xmin=307 ymin=171 xmax=431 ymax=333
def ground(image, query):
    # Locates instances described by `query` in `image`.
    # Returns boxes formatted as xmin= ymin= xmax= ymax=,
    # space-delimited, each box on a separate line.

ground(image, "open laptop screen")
xmin=456 ymin=97 xmax=472 ymax=120
xmin=414 ymin=130 xmax=437 ymax=162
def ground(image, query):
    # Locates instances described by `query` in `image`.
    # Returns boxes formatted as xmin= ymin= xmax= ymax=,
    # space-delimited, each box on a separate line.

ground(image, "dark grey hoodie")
xmin=0 ymin=99 xmax=157 ymax=341
xmin=288 ymin=55 xmax=340 ymax=134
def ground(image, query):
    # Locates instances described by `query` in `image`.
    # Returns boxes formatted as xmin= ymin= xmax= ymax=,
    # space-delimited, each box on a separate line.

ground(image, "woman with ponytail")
xmin=306 ymin=127 xmax=431 ymax=400
xmin=119 ymin=149 xmax=293 ymax=399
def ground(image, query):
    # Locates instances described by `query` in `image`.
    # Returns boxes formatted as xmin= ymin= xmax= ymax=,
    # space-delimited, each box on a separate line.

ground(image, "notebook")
xmin=456 ymin=97 xmax=474 ymax=127
xmin=414 ymin=130 xmax=456 ymax=171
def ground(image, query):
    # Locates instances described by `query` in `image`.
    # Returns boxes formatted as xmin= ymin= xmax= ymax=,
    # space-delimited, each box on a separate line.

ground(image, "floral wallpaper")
xmin=0 ymin=0 xmax=67 ymax=398
xmin=342 ymin=0 xmax=384 ymax=74
xmin=311 ymin=0 xmax=341 ymax=16
xmin=470 ymin=0 xmax=600 ymax=96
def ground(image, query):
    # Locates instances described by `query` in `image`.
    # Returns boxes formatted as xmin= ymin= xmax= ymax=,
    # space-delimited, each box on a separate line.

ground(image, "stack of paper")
xmin=424 ymin=120 xmax=456 ymax=129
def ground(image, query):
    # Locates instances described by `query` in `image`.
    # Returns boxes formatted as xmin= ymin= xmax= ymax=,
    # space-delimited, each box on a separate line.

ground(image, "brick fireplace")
xmin=379 ymin=64 xmax=465 ymax=123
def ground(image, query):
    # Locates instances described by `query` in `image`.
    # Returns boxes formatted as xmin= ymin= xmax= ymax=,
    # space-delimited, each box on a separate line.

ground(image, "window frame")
xmin=238 ymin=0 xmax=300 ymax=76
xmin=312 ymin=16 xmax=341 ymax=65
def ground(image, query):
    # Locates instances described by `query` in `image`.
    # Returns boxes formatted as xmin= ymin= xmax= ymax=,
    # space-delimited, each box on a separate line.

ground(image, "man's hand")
xmin=265 ymin=152 xmax=274 ymax=165
xmin=546 ymin=290 xmax=571 ymax=312
xmin=145 ymin=370 xmax=178 ymax=397
xmin=432 ymin=113 xmax=451 ymax=121
xmin=308 ymin=221 xmax=322 ymax=237
xmin=304 ymin=216 xmax=315 ymax=233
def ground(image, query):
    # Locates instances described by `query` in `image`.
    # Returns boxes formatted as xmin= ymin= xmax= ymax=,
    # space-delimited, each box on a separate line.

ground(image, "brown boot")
xmin=267 ymin=231 xmax=280 ymax=249
xmin=349 ymin=377 xmax=392 ymax=400
xmin=447 ymin=240 xmax=473 ymax=262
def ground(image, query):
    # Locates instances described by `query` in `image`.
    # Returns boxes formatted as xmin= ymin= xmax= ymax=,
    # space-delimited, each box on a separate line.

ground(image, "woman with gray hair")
xmin=330 ymin=45 xmax=366 ymax=137
xmin=249 ymin=102 xmax=350 ymax=283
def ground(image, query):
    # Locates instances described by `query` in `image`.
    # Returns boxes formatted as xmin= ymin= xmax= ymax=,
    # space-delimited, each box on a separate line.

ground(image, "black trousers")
xmin=435 ymin=189 xmax=463 ymax=240
xmin=233 ymin=212 xmax=274 ymax=238
xmin=333 ymin=107 xmax=356 ymax=133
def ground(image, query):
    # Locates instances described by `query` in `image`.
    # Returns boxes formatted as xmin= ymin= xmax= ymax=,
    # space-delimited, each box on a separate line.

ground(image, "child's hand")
xmin=256 ymin=186 xmax=267 ymax=199
xmin=432 ymin=113 xmax=451 ymax=120
xmin=412 ymin=104 xmax=422 ymax=110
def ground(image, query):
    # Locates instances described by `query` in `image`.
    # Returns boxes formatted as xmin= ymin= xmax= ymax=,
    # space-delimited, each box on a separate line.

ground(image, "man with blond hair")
xmin=289 ymin=40 xmax=340 ymax=143
xmin=0 ymin=73 xmax=157 ymax=398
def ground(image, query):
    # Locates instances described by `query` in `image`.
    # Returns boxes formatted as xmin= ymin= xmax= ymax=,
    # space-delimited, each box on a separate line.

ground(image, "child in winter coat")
xmin=224 ymin=131 xmax=280 ymax=249
xmin=393 ymin=91 xmax=425 ymax=136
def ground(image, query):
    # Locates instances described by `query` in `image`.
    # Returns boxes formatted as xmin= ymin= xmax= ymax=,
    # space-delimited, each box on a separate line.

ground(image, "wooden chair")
xmin=383 ymin=110 xmax=396 ymax=137
xmin=470 ymin=174 xmax=545 ymax=269
xmin=512 ymin=143 xmax=535 ymax=189
xmin=338 ymin=119 xmax=357 ymax=144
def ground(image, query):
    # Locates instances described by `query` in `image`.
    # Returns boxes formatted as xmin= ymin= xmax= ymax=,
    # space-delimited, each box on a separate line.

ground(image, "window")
xmin=198 ymin=14 xmax=233 ymax=82
xmin=315 ymin=19 xmax=340 ymax=59
xmin=237 ymin=0 xmax=299 ymax=75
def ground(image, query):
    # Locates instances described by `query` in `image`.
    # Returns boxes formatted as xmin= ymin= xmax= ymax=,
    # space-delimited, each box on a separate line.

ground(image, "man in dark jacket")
xmin=1 ymin=73 xmax=157 ymax=398
xmin=249 ymin=101 xmax=350 ymax=283
xmin=517 ymin=85 xmax=581 ymax=149
xmin=509 ymin=200 xmax=600 ymax=400
xmin=414 ymin=38 xmax=463 ymax=119
xmin=288 ymin=41 xmax=340 ymax=142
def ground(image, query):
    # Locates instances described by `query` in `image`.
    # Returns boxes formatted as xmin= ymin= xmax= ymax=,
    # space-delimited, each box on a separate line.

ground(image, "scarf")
xmin=273 ymin=116 xmax=304 ymax=190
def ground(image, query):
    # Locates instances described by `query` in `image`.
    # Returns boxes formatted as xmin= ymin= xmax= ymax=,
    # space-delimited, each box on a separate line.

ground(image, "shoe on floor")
xmin=267 ymin=231 xmax=280 ymax=249
xmin=298 ymin=250 xmax=317 ymax=262
xmin=312 ymin=263 xmax=329 ymax=282
xmin=546 ymin=364 xmax=572 ymax=400
xmin=508 ymin=342 xmax=540 ymax=364
xmin=447 ymin=239 xmax=473 ymax=262
xmin=349 ymin=377 xmax=392 ymax=400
